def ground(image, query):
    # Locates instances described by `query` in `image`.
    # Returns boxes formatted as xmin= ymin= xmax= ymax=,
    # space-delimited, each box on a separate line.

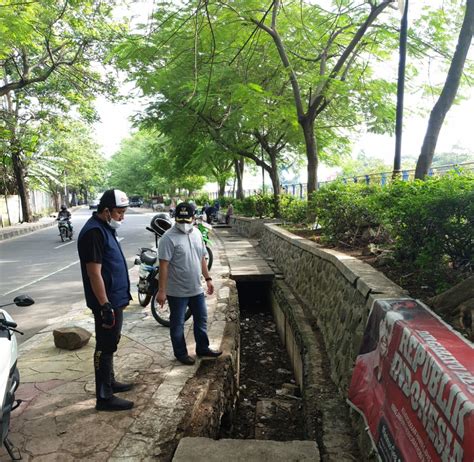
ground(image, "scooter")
xmin=1 ymin=294 xmax=35 ymax=460
xmin=57 ymin=219 xmax=73 ymax=242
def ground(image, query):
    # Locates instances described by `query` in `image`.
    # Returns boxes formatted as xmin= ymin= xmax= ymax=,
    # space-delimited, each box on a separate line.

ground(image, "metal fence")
xmin=208 ymin=162 xmax=474 ymax=200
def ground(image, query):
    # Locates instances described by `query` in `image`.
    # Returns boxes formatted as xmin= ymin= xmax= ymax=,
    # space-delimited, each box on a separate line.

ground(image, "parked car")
xmin=89 ymin=199 xmax=99 ymax=209
xmin=129 ymin=196 xmax=144 ymax=207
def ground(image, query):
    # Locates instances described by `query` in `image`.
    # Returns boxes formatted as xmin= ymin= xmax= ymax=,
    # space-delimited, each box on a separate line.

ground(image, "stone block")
xmin=53 ymin=326 xmax=92 ymax=350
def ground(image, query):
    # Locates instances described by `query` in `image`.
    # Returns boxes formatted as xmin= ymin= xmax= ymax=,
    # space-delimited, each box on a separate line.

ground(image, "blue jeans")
xmin=167 ymin=293 xmax=210 ymax=359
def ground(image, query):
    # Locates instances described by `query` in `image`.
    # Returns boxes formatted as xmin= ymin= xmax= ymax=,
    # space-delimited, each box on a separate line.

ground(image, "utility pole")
xmin=394 ymin=0 xmax=409 ymax=178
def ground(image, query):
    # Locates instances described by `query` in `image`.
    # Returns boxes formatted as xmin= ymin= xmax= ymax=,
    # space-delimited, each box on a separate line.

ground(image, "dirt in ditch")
xmin=218 ymin=298 xmax=306 ymax=441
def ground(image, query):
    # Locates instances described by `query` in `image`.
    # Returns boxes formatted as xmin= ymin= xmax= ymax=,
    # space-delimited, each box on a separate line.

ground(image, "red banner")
xmin=348 ymin=299 xmax=474 ymax=461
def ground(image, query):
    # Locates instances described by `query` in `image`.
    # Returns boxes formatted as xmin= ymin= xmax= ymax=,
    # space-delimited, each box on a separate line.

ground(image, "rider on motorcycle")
xmin=57 ymin=205 xmax=73 ymax=233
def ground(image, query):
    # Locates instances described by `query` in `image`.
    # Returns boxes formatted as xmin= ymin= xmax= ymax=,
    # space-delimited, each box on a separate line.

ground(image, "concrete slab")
xmin=172 ymin=437 xmax=319 ymax=461
xmin=215 ymin=228 xmax=274 ymax=282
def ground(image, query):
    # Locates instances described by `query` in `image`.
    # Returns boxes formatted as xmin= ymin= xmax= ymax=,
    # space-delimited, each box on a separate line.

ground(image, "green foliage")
xmin=279 ymin=195 xmax=307 ymax=224
xmin=217 ymin=196 xmax=233 ymax=208
xmin=108 ymin=131 xmax=159 ymax=197
xmin=309 ymin=182 xmax=383 ymax=244
xmin=377 ymin=175 xmax=474 ymax=280
xmin=234 ymin=193 xmax=277 ymax=218
xmin=194 ymin=193 xmax=210 ymax=206
xmin=234 ymin=173 xmax=473 ymax=288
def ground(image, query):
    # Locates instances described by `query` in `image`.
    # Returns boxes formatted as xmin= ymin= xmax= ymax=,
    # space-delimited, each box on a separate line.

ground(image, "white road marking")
xmin=2 ymin=260 xmax=80 ymax=296
xmin=0 ymin=260 xmax=19 ymax=264
xmin=54 ymin=241 xmax=75 ymax=249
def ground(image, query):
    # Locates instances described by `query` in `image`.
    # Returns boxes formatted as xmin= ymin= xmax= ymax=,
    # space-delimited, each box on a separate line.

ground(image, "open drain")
xmin=219 ymin=281 xmax=306 ymax=441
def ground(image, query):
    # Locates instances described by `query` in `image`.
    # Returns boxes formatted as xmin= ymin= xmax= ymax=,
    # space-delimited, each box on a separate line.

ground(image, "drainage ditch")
xmin=219 ymin=281 xmax=306 ymax=442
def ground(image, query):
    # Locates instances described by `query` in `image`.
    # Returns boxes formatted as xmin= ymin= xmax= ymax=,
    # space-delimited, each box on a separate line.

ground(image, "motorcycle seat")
xmin=141 ymin=250 xmax=157 ymax=265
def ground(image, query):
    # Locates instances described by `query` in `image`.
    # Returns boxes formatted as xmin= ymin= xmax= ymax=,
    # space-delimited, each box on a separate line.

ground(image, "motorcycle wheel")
xmin=69 ymin=230 xmax=73 ymax=241
xmin=60 ymin=228 xmax=66 ymax=242
xmin=138 ymin=291 xmax=151 ymax=307
xmin=150 ymin=290 xmax=192 ymax=327
xmin=205 ymin=246 xmax=213 ymax=271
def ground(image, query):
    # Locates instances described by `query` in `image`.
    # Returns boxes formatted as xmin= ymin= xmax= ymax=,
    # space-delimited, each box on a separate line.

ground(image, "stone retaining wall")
xmin=260 ymin=223 xmax=409 ymax=394
xmin=228 ymin=216 xmax=281 ymax=238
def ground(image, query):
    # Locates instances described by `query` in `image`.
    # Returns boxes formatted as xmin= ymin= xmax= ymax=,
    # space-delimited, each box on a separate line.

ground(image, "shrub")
xmin=377 ymin=174 xmax=474 ymax=280
xmin=194 ymin=193 xmax=210 ymax=206
xmin=234 ymin=193 xmax=277 ymax=218
xmin=309 ymin=181 xmax=384 ymax=245
xmin=279 ymin=195 xmax=307 ymax=223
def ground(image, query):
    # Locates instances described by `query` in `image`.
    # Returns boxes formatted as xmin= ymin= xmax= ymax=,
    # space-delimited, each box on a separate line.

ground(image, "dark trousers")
xmin=93 ymin=306 xmax=124 ymax=400
xmin=167 ymin=293 xmax=210 ymax=359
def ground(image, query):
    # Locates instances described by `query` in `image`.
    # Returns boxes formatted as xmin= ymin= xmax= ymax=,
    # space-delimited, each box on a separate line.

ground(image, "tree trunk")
xmin=71 ymin=189 xmax=77 ymax=206
xmin=268 ymin=150 xmax=281 ymax=217
xmin=415 ymin=0 xmax=474 ymax=179
xmin=234 ymin=158 xmax=245 ymax=200
xmin=218 ymin=180 xmax=226 ymax=197
xmin=11 ymin=141 xmax=33 ymax=222
xmin=301 ymin=117 xmax=318 ymax=195
xmin=427 ymin=276 xmax=474 ymax=315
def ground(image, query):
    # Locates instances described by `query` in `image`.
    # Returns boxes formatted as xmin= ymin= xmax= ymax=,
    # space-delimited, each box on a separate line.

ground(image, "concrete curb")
xmin=0 ymin=219 xmax=57 ymax=241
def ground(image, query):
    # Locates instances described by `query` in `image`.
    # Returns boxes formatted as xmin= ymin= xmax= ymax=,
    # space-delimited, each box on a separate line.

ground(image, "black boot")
xmin=94 ymin=351 xmax=133 ymax=411
xmin=110 ymin=357 xmax=134 ymax=393
xmin=96 ymin=395 xmax=134 ymax=411
xmin=94 ymin=350 xmax=114 ymax=400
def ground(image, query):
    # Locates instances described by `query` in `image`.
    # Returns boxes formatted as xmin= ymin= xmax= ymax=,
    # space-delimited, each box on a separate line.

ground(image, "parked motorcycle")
xmin=57 ymin=219 xmax=73 ymax=242
xmin=195 ymin=215 xmax=214 ymax=270
xmin=1 ymin=294 xmax=34 ymax=460
xmin=136 ymin=214 xmax=213 ymax=327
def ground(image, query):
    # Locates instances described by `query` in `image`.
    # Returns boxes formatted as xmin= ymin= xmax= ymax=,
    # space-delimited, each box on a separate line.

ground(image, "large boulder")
xmin=53 ymin=326 xmax=92 ymax=350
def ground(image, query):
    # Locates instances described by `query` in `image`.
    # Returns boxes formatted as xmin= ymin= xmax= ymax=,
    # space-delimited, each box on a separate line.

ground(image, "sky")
xmin=93 ymin=0 xmax=474 ymax=186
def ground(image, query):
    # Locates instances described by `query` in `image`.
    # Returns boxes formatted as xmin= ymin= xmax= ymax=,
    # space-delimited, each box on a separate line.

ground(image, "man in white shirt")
xmin=156 ymin=202 xmax=222 ymax=365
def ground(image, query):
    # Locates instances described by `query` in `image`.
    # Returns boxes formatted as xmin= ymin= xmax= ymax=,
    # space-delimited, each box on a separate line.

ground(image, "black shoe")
xmin=96 ymin=395 xmax=134 ymax=411
xmin=197 ymin=349 xmax=222 ymax=358
xmin=112 ymin=381 xmax=133 ymax=393
xmin=177 ymin=355 xmax=195 ymax=365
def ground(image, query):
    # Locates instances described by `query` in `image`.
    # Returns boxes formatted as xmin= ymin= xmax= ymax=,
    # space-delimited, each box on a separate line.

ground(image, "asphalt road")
xmin=0 ymin=206 xmax=158 ymax=345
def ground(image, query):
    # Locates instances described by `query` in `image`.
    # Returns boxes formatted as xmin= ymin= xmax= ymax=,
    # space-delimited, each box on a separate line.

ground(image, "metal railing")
xmin=207 ymin=162 xmax=473 ymax=200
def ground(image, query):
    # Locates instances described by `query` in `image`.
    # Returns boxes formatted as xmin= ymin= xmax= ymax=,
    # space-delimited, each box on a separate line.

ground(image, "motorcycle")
xmin=1 ymin=294 xmax=34 ymax=460
xmin=136 ymin=221 xmax=213 ymax=327
xmin=57 ymin=219 xmax=73 ymax=242
xmin=195 ymin=215 xmax=214 ymax=270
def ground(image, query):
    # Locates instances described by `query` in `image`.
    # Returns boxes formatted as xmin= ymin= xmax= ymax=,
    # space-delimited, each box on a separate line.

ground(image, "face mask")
xmin=176 ymin=223 xmax=193 ymax=234
xmin=109 ymin=218 xmax=122 ymax=229
xmin=106 ymin=211 xmax=122 ymax=229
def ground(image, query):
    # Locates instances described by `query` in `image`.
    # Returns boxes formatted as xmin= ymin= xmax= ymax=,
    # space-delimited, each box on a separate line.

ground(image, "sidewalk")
xmin=0 ymin=216 xmax=57 ymax=241
xmin=0 ymin=228 xmax=237 ymax=461
xmin=0 ymin=205 xmax=87 ymax=241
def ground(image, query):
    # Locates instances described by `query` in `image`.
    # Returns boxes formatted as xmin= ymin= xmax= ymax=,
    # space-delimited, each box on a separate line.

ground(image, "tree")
xmin=235 ymin=0 xmax=398 ymax=193
xmin=415 ymin=0 xmax=474 ymax=179
xmin=0 ymin=0 xmax=124 ymax=221
xmin=108 ymin=131 xmax=159 ymax=197
xmin=42 ymin=120 xmax=107 ymax=208
xmin=116 ymin=2 xmax=304 ymax=212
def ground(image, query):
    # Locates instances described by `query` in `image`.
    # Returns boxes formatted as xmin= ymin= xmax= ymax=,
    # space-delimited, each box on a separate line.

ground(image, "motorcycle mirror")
xmin=13 ymin=294 xmax=35 ymax=307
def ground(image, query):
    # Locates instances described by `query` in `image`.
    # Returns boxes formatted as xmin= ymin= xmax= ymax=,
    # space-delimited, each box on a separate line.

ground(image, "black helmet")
xmin=60 ymin=204 xmax=67 ymax=211
xmin=150 ymin=213 xmax=172 ymax=236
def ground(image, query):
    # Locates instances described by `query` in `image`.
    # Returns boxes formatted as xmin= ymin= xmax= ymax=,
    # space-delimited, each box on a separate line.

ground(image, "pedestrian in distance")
xmin=225 ymin=203 xmax=234 ymax=225
xmin=156 ymin=202 xmax=222 ymax=365
xmin=77 ymin=189 xmax=134 ymax=411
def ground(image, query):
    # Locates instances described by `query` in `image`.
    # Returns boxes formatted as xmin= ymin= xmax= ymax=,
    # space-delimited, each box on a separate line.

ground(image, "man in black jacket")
xmin=77 ymin=189 xmax=134 ymax=411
